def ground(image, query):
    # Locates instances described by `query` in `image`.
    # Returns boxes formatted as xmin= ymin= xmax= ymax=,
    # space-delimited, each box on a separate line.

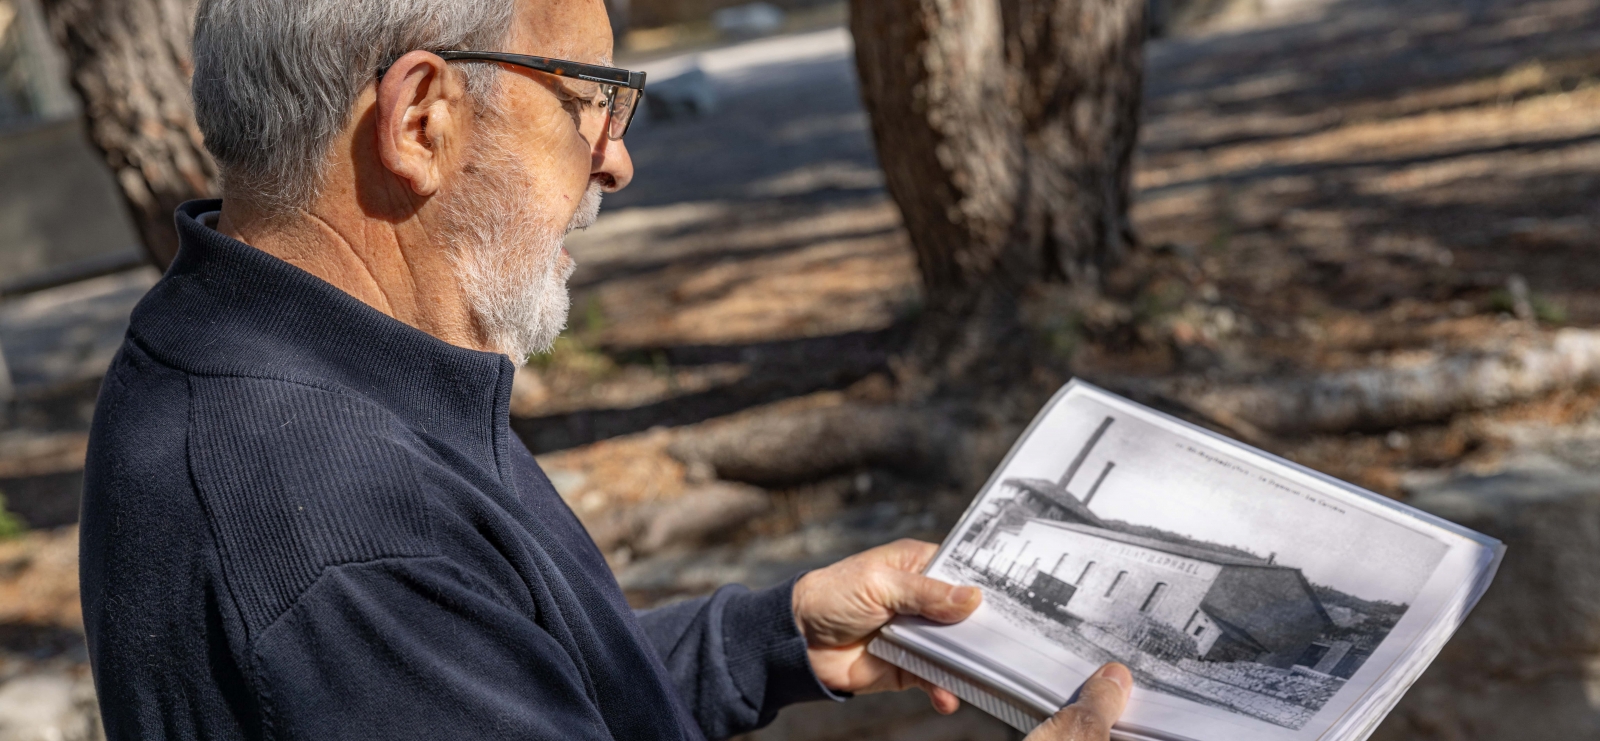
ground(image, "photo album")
xmin=869 ymin=381 xmax=1503 ymax=741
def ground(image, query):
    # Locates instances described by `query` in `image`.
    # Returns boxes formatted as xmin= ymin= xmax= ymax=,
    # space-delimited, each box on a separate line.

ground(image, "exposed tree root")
xmin=666 ymin=403 xmax=962 ymax=487
xmin=583 ymin=481 xmax=771 ymax=556
xmin=1151 ymin=329 xmax=1600 ymax=434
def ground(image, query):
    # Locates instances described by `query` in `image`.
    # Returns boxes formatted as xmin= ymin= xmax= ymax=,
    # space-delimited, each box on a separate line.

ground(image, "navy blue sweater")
xmin=80 ymin=200 xmax=832 ymax=740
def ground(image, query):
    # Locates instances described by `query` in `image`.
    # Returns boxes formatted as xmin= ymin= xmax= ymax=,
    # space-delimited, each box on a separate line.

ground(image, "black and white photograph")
xmin=927 ymin=391 xmax=1452 ymax=732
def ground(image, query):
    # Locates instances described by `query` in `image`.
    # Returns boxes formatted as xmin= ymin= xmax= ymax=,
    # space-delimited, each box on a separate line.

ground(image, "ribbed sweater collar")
xmin=131 ymin=200 xmax=515 ymax=471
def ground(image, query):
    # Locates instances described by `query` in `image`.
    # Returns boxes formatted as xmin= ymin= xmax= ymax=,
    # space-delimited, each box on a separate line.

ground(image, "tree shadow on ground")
xmin=512 ymin=323 xmax=911 ymax=454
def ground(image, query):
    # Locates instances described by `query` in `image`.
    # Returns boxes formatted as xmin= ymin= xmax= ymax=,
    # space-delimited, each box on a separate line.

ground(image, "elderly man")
xmin=81 ymin=0 xmax=1131 ymax=739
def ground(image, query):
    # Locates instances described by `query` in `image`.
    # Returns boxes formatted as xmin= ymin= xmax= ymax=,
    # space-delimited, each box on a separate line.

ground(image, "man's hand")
xmin=1025 ymin=664 xmax=1133 ymax=741
xmin=791 ymin=539 xmax=982 ymax=713
xmin=792 ymin=539 xmax=1136 ymax=736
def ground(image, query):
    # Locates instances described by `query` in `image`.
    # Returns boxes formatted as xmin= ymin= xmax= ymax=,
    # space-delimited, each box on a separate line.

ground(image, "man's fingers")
xmin=920 ymin=681 xmax=961 ymax=715
xmin=1025 ymin=664 xmax=1133 ymax=741
xmin=878 ymin=538 xmax=940 ymax=572
xmin=875 ymin=569 xmax=982 ymax=623
xmin=892 ymin=668 xmax=962 ymax=715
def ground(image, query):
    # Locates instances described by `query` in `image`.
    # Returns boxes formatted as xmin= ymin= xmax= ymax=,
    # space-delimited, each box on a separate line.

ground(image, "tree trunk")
xmin=848 ymin=0 xmax=1146 ymax=351
xmin=39 ymin=0 xmax=216 ymax=270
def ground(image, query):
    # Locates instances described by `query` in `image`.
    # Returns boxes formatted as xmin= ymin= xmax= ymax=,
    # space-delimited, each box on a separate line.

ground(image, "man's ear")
xmin=374 ymin=50 xmax=468 ymax=197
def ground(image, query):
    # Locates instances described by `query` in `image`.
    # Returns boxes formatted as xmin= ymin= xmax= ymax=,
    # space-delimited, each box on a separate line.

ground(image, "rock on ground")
xmin=1375 ymin=455 xmax=1600 ymax=740
xmin=0 ymin=665 xmax=101 ymax=741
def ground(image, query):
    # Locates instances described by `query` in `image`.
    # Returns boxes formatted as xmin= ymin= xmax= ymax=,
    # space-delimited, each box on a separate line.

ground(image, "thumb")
xmin=875 ymin=570 xmax=982 ymax=623
xmin=1026 ymin=664 xmax=1132 ymax=741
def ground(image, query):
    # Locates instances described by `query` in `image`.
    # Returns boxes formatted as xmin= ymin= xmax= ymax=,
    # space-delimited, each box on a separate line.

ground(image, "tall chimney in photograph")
xmin=1082 ymin=462 xmax=1116 ymax=508
xmin=1060 ymin=416 xmax=1116 ymax=493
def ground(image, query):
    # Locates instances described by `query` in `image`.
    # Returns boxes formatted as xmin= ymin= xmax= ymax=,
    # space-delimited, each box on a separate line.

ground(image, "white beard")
xmin=440 ymin=132 xmax=603 ymax=363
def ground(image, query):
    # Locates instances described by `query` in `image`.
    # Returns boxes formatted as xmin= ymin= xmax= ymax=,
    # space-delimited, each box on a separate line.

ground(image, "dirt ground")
xmin=3 ymin=0 xmax=1600 ymax=737
xmin=532 ymin=0 xmax=1600 ymax=583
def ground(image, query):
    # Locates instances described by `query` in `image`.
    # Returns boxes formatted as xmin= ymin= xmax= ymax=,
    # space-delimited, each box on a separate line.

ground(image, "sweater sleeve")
xmin=250 ymin=556 xmax=613 ymax=741
xmin=635 ymin=576 xmax=844 ymax=740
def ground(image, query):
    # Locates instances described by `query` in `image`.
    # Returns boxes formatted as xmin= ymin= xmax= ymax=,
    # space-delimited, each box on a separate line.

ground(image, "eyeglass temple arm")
xmin=435 ymin=51 xmax=646 ymax=90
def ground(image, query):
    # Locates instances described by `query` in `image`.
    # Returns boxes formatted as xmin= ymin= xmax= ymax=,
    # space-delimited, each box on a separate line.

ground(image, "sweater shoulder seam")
xmin=250 ymin=554 xmax=492 ymax=646
xmin=246 ymin=555 xmax=453 ymax=741
xmin=183 ymin=374 xmax=440 ymax=640
xmin=178 ymin=373 xmax=284 ymax=741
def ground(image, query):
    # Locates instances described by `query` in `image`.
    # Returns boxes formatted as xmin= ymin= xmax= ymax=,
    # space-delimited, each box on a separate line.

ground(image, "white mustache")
xmin=566 ymin=183 xmax=605 ymax=233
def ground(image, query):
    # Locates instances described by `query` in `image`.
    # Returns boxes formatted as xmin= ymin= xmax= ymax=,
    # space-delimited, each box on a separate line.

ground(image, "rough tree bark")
xmin=668 ymin=1 xmax=1149 ymax=483
xmin=39 ymin=0 xmax=216 ymax=269
xmin=849 ymin=0 xmax=1146 ymax=371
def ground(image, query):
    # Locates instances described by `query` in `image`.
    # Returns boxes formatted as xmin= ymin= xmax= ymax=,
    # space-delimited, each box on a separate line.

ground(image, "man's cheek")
xmin=527 ymin=157 xmax=590 ymax=223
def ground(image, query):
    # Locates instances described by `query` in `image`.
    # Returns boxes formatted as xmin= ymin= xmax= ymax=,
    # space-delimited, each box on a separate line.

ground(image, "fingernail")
xmin=949 ymin=586 xmax=980 ymax=606
xmin=1093 ymin=663 xmax=1132 ymax=693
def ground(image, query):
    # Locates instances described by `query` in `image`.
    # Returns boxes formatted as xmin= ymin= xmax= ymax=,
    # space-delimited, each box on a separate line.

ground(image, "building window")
xmin=1076 ymin=561 xmax=1095 ymax=585
xmin=1139 ymin=582 xmax=1168 ymax=613
xmin=1050 ymin=553 xmax=1069 ymax=577
xmin=1194 ymin=625 xmax=1205 ymax=637
xmin=1183 ymin=610 xmax=1200 ymax=631
xmin=1104 ymin=570 xmax=1127 ymax=598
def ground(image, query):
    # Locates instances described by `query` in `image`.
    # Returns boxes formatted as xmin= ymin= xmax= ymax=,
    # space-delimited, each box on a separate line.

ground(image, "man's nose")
xmin=592 ymin=136 xmax=633 ymax=192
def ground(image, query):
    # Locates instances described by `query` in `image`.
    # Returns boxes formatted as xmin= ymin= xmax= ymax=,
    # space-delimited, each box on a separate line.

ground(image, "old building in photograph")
xmin=978 ymin=520 xmax=1334 ymax=669
xmin=958 ymin=412 xmax=1335 ymax=670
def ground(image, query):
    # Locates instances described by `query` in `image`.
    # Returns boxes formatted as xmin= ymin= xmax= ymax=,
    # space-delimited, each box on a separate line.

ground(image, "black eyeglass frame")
xmin=433 ymin=50 xmax=647 ymax=140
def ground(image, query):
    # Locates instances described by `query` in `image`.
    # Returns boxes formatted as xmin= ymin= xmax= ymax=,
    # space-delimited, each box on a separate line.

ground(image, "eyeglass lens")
xmin=608 ymin=86 xmax=641 ymax=140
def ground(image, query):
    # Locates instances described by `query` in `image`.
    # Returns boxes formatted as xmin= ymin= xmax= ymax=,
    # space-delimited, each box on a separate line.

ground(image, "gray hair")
xmin=192 ymin=0 xmax=516 ymax=212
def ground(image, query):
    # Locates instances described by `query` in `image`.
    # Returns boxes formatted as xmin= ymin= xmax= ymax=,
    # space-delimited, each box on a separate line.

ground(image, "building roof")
xmin=1005 ymin=478 xmax=1107 ymax=528
xmin=1022 ymin=519 xmax=1283 ymax=569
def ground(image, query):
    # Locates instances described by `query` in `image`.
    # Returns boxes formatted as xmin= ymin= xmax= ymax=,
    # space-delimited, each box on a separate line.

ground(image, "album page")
xmin=875 ymin=381 xmax=1501 ymax=741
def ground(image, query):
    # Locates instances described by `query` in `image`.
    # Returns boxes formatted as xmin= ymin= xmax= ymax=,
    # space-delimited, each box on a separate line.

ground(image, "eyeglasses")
xmin=436 ymin=51 xmax=646 ymax=140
